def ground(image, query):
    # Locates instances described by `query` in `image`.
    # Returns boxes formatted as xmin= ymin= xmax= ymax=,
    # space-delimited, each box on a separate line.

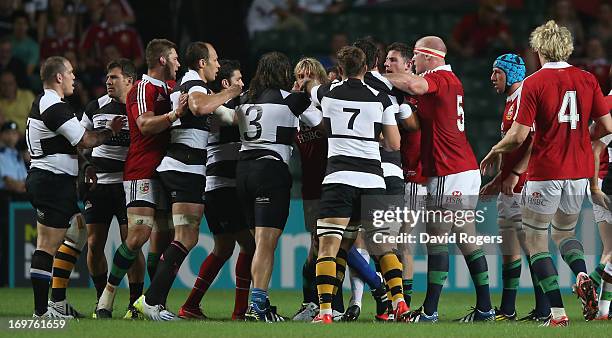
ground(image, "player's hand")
xmin=479 ymin=175 xmax=500 ymax=200
xmin=501 ymin=173 xmax=519 ymax=196
xmin=591 ymin=188 xmax=611 ymax=210
xmin=107 ymin=115 xmax=126 ymax=134
xmin=177 ymin=93 xmax=189 ymax=117
xmin=84 ymin=165 xmax=97 ymax=191
xmin=292 ymin=80 xmax=300 ymax=91
xmin=480 ymin=151 xmax=500 ymax=176
xmin=226 ymin=83 xmax=242 ymax=98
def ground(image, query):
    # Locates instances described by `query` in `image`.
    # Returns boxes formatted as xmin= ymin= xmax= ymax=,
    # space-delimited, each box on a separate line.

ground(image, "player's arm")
xmin=136 ymin=93 xmax=188 ymax=136
xmin=590 ymin=137 xmax=611 ymax=209
xmin=189 ymin=84 xmax=241 ymax=116
xmin=500 ymin=138 xmax=532 ymax=196
xmin=384 ymin=73 xmax=429 ymax=96
xmin=381 ymin=102 xmax=401 ymax=151
xmin=397 ymin=102 xmax=419 ymax=131
xmin=480 ymin=121 xmax=530 ymax=175
xmin=590 ymin=113 xmax=612 ymax=141
xmin=78 ymin=116 xmax=125 ymax=148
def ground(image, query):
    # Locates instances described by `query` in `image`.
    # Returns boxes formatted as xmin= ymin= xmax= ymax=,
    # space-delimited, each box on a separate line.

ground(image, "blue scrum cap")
xmin=493 ymin=53 xmax=526 ymax=87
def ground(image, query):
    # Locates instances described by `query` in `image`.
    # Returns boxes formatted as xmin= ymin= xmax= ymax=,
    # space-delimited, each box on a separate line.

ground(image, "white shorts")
xmin=404 ymin=181 xmax=427 ymax=210
xmin=497 ymin=192 xmax=522 ymax=222
xmin=426 ymin=169 xmax=481 ymax=210
xmin=521 ymin=179 xmax=588 ymax=216
xmin=123 ymin=178 xmax=168 ymax=210
xmin=593 ymin=178 xmax=612 ymax=223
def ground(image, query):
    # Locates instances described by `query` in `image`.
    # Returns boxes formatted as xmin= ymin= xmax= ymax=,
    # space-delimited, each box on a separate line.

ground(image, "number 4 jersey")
xmin=514 ymin=61 xmax=609 ymax=181
xmin=418 ymin=64 xmax=478 ymax=177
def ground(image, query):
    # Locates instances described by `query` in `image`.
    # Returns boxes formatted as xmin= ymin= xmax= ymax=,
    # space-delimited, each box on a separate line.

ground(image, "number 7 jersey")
xmin=514 ymin=62 xmax=609 ymax=181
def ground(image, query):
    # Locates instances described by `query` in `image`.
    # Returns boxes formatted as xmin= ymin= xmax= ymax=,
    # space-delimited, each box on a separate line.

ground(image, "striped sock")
xmin=423 ymin=244 xmax=448 ymax=316
xmin=108 ymin=243 xmax=137 ymax=287
xmin=379 ymin=253 xmax=404 ymax=309
xmin=559 ymin=237 xmax=587 ymax=277
xmin=500 ymin=259 xmax=521 ymax=315
xmin=31 ymin=250 xmax=53 ymax=315
xmin=332 ymin=249 xmax=347 ymax=296
xmin=590 ymin=263 xmax=605 ymax=289
xmin=51 ymin=241 xmax=81 ymax=302
xmin=528 ymin=256 xmax=551 ymax=317
xmin=402 ymin=279 xmax=413 ymax=307
xmin=465 ymin=248 xmax=492 ymax=312
xmin=530 ymin=252 xmax=564 ymax=309
xmin=316 ymin=256 xmax=336 ymax=316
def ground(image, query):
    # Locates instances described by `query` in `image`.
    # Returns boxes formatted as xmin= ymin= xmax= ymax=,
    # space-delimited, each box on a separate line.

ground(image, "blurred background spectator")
xmin=10 ymin=11 xmax=39 ymax=77
xmin=0 ymin=38 xmax=29 ymax=89
xmin=0 ymin=120 xmax=27 ymax=195
xmin=40 ymin=14 xmax=76 ymax=60
xmin=318 ymin=32 xmax=348 ymax=69
xmin=588 ymin=2 xmax=612 ymax=59
xmin=0 ymin=0 xmax=15 ymax=36
xmin=36 ymin=0 xmax=76 ymax=43
xmin=0 ymin=70 xmax=35 ymax=133
xmin=449 ymin=0 xmax=514 ymax=58
xmin=549 ymin=0 xmax=584 ymax=55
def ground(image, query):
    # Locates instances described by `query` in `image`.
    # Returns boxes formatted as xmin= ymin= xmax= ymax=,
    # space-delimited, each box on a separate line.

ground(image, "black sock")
xmin=144 ymin=241 xmax=189 ymax=306
xmin=31 ymin=250 xmax=53 ymax=315
xmin=500 ymin=259 xmax=521 ymax=315
xmin=530 ymin=252 xmax=563 ymax=308
xmin=129 ymin=282 xmax=144 ymax=306
xmin=302 ymin=258 xmax=317 ymax=304
xmin=527 ymin=257 xmax=551 ymax=316
xmin=465 ymin=249 xmax=492 ymax=312
xmin=402 ymin=279 xmax=413 ymax=307
xmin=332 ymin=249 xmax=347 ymax=313
xmin=147 ymin=252 xmax=160 ymax=281
xmin=423 ymin=244 xmax=448 ymax=316
xmin=91 ymin=273 xmax=107 ymax=300
xmin=108 ymin=243 xmax=137 ymax=286
xmin=559 ymin=237 xmax=587 ymax=277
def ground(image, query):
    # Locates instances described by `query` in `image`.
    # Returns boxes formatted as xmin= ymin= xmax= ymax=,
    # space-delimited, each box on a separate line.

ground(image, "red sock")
xmin=233 ymin=252 xmax=253 ymax=318
xmin=183 ymin=253 xmax=226 ymax=308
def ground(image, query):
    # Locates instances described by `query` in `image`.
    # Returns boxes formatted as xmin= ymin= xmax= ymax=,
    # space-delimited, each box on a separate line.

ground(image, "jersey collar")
xmin=506 ymin=85 xmax=521 ymax=102
xmin=142 ymin=74 xmax=167 ymax=89
xmin=182 ymin=69 xmax=203 ymax=83
xmin=541 ymin=61 xmax=571 ymax=69
xmin=44 ymin=88 xmax=62 ymax=100
xmin=422 ymin=64 xmax=452 ymax=76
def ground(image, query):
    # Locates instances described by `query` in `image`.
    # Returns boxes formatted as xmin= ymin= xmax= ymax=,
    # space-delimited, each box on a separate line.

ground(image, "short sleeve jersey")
xmin=514 ymin=62 xmax=609 ymax=181
xmin=418 ymin=64 xmax=478 ymax=177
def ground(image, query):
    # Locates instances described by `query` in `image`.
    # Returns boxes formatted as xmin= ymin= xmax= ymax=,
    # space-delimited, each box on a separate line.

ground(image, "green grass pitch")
xmin=0 ymin=288 xmax=607 ymax=337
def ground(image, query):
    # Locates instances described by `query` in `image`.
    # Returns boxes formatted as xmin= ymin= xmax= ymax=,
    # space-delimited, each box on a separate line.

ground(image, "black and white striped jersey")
xmin=206 ymin=95 xmax=242 ymax=192
xmin=80 ymin=94 xmax=130 ymax=184
xmin=157 ymin=69 xmax=210 ymax=176
xmin=364 ymin=71 xmax=404 ymax=180
xmin=237 ymin=88 xmax=320 ymax=163
xmin=311 ymin=78 xmax=399 ymax=189
xmin=26 ymin=89 xmax=86 ymax=176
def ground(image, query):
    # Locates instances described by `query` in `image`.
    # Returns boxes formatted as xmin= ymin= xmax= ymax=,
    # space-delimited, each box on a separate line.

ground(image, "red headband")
xmin=413 ymin=47 xmax=446 ymax=59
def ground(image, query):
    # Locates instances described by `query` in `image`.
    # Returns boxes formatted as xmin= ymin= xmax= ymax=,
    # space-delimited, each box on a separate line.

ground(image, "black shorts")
xmin=318 ymin=183 xmax=386 ymax=222
xmin=83 ymin=183 xmax=127 ymax=225
xmin=384 ymin=176 xmax=405 ymax=209
xmin=26 ymin=168 xmax=80 ymax=228
xmin=204 ymin=187 xmax=249 ymax=235
xmin=236 ymin=159 xmax=292 ymax=229
xmin=158 ymin=170 xmax=205 ymax=205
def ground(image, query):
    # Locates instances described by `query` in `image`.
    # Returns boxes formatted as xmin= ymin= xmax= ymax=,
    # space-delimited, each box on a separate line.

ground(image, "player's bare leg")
xmin=595 ymin=221 xmax=612 ymax=319
xmin=96 ymin=207 xmax=154 ymax=317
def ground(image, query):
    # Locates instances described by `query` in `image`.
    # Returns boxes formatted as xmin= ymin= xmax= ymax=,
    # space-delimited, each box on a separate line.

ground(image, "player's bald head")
xmin=415 ymin=36 xmax=447 ymax=54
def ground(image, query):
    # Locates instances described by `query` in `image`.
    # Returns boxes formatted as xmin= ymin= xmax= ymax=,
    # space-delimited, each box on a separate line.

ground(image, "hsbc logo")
xmin=528 ymin=191 xmax=545 ymax=206
xmin=452 ymin=191 xmax=462 ymax=196
xmin=531 ymin=192 xmax=542 ymax=198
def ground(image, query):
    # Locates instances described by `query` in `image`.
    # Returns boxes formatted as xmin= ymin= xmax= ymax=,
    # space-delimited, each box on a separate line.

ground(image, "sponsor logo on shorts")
xmin=139 ymin=182 xmax=150 ymax=194
xmin=37 ymin=209 xmax=45 ymax=220
xmin=84 ymin=201 xmax=92 ymax=210
xmin=528 ymin=191 xmax=545 ymax=206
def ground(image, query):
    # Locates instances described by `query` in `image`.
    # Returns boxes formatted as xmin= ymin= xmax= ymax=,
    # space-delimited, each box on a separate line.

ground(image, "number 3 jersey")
xmin=418 ymin=64 xmax=478 ymax=177
xmin=514 ymin=62 xmax=609 ymax=181
xmin=237 ymin=88 xmax=319 ymax=163
xmin=311 ymin=78 xmax=399 ymax=189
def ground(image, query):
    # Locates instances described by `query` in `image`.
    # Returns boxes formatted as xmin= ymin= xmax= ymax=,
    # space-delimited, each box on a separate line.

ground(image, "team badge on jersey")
xmin=505 ymin=103 xmax=515 ymax=120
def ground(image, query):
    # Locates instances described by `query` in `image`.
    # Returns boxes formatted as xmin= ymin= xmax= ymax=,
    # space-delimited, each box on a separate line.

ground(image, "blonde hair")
xmin=294 ymin=57 xmax=328 ymax=84
xmin=529 ymin=20 xmax=574 ymax=62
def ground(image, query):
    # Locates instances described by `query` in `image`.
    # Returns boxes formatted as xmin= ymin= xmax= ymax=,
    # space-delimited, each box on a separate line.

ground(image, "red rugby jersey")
xmin=514 ymin=62 xmax=609 ymax=181
xmin=123 ymin=75 xmax=172 ymax=180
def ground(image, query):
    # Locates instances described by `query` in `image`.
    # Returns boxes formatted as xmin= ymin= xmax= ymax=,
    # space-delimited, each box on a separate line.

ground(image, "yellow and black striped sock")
xmin=379 ymin=253 xmax=404 ymax=309
xmin=316 ymin=256 xmax=336 ymax=316
xmin=51 ymin=241 xmax=81 ymax=302
xmin=332 ymin=249 xmax=347 ymax=296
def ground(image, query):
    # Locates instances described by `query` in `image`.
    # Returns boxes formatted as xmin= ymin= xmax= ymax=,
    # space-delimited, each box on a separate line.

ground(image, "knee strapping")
xmin=65 ymin=214 xmax=87 ymax=250
xmin=127 ymin=213 xmax=155 ymax=229
xmin=316 ymin=221 xmax=346 ymax=239
xmin=172 ymin=214 xmax=201 ymax=228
